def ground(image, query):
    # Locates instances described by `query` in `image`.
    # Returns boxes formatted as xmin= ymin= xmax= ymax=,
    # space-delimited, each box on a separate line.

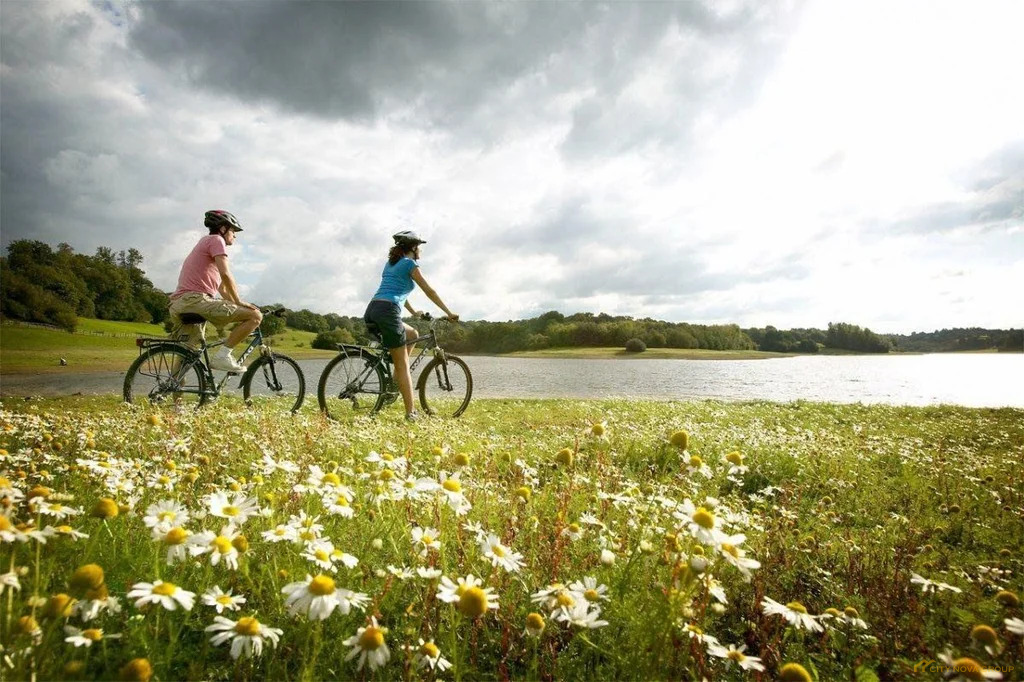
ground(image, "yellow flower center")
xmin=526 ymin=612 xmax=545 ymax=631
xmin=727 ymin=649 xmax=746 ymax=663
xmin=359 ymin=626 xmax=385 ymax=650
xmin=971 ymin=625 xmax=999 ymax=646
xmin=584 ymin=589 xmax=601 ymax=602
xmin=726 ymin=451 xmax=743 ymax=465
xmin=57 ymin=525 xmax=73 ymax=533
xmin=950 ymin=658 xmax=985 ymax=682
xmin=308 ymin=575 xmax=336 ymax=596
xmin=491 ymin=544 xmax=506 ymax=558
xmin=299 ymin=530 xmax=316 ymax=542
xmin=785 ymin=601 xmax=808 ymax=614
xmin=0 ymin=516 xmax=10 ymax=531
xmin=420 ymin=641 xmax=440 ymax=658
xmin=458 ymin=586 xmax=489 ymax=618
xmin=221 ymin=505 xmax=239 ymax=517
xmin=454 ymin=453 xmax=470 ymax=466
xmin=234 ymin=617 xmax=261 ymax=636
xmin=689 ymin=455 xmax=703 ymax=468
xmin=442 ymin=480 xmax=462 ymax=493
xmin=212 ymin=536 xmax=233 ymax=554
xmin=158 ymin=475 xmax=171 ymax=485
xmin=83 ymin=628 xmax=103 ymax=641
xmin=692 ymin=508 xmax=715 ymax=530
xmin=70 ymin=564 xmax=105 ymax=592
xmin=378 ymin=470 xmax=394 ymax=481
xmin=217 ymin=595 xmax=233 ymax=605
xmin=164 ymin=527 xmax=188 ymax=545
xmin=315 ymin=549 xmax=330 ymax=562
xmin=382 ymin=453 xmax=394 ymax=461
xmin=152 ymin=582 xmax=177 ymax=596
xmin=591 ymin=423 xmax=605 ymax=436
xmin=335 ymin=496 xmax=349 ymax=506
xmin=778 ymin=663 xmax=813 ymax=682
xmin=556 ymin=592 xmax=575 ymax=607
xmin=568 ymin=523 xmax=581 ymax=534
xmin=51 ymin=504 xmax=64 ymax=512
xmin=158 ymin=510 xmax=176 ymax=521
xmin=323 ymin=473 xmax=341 ymax=486
xmin=721 ymin=543 xmax=739 ymax=558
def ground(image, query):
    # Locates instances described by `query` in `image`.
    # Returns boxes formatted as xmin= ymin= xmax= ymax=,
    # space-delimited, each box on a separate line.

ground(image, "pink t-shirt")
xmin=172 ymin=234 xmax=228 ymax=298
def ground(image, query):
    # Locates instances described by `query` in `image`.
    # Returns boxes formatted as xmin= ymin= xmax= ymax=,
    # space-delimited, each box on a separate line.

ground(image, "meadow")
xmin=0 ymin=396 xmax=1021 ymax=681
xmin=0 ymin=320 xmax=332 ymax=374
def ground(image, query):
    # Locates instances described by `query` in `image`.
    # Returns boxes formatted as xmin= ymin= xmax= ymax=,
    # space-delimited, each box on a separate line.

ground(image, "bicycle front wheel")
xmin=124 ymin=346 xmax=207 ymax=409
xmin=318 ymin=350 xmax=387 ymax=419
xmin=242 ymin=353 xmax=305 ymax=413
xmin=418 ymin=354 xmax=472 ymax=417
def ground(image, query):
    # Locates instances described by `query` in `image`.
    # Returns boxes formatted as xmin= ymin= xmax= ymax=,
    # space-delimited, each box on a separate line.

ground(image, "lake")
xmin=3 ymin=353 xmax=1022 ymax=408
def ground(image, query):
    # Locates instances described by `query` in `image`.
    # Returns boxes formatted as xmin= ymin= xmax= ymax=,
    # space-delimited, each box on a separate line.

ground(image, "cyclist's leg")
xmin=390 ymin=346 xmax=415 ymax=415
xmin=403 ymin=323 xmax=419 ymax=363
xmin=168 ymin=293 xmax=208 ymax=349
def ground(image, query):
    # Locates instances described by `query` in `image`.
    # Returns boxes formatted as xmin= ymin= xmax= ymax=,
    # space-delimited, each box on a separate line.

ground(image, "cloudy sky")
xmin=2 ymin=0 xmax=1021 ymax=333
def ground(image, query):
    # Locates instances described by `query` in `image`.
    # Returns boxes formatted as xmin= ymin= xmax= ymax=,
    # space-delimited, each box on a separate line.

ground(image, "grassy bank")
xmin=0 ymin=320 xmax=333 ymax=374
xmin=1 ymin=397 xmax=1021 ymax=680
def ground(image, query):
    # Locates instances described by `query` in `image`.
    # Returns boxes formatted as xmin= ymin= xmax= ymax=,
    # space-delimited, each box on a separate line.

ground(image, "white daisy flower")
xmin=387 ymin=565 xmax=416 ymax=580
xmin=411 ymin=526 xmax=441 ymax=557
xmin=911 ymin=573 xmax=962 ymax=594
xmin=436 ymin=574 xmax=499 ymax=617
xmin=188 ymin=525 xmax=241 ymax=570
xmin=416 ymin=567 xmax=443 ymax=580
xmin=287 ymin=511 xmax=325 ymax=544
xmin=344 ymin=616 xmax=390 ymax=671
xmin=261 ymin=524 xmax=298 ymax=543
xmin=127 ymin=580 xmax=195 ymax=611
xmin=681 ymin=623 xmax=719 ymax=646
xmin=406 ymin=638 xmax=451 ymax=671
xmin=31 ymin=500 xmax=82 ymax=519
xmin=201 ymin=586 xmax=246 ymax=614
xmin=706 ymin=642 xmax=765 ymax=671
xmin=63 ymin=625 xmax=121 ymax=647
xmin=143 ymin=500 xmax=190 ymax=529
xmin=761 ymin=597 xmax=822 ymax=632
xmin=568 ymin=576 xmax=609 ymax=604
xmin=0 ymin=570 xmax=20 ymax=595
xmin=438 ymin=472 xmax=471 ymax=515
xmin=717 ymin=533 xmax=761 ymax=581
xmin=554 ymin=600 xmax=608 ymax=629
xmin=281 ymin=574 xmax=368 ymax=621
xmin=49 ymin=525 xmax=89 ymax=540
xmin=480 ymin=534 xmax=525 ymax=573
xmin=205 ymin=615 xmax=283 ymax=660
xmin=674 ymin=499 xmax=726 ymax=547
xmin=322 ymin=489 xmax=356 ymax=518
xmin=206 ymin=492 xmax=261 ymax=525
xmin=155 ymin=526 xmax=192 ymax=565
xmin=302 ymin=539 xmax=358 ymax=572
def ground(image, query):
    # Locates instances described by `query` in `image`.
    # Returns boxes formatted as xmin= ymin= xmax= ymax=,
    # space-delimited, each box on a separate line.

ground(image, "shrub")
xmin=312 ymin=328 xmax=355 ymax=350
xmin=624 ymin=338 xmax=646 ymax=353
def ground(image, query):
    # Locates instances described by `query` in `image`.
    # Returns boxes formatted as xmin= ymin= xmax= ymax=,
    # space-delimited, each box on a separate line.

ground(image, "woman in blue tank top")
xmin=364 ymin=231 xmax=459 ymax=421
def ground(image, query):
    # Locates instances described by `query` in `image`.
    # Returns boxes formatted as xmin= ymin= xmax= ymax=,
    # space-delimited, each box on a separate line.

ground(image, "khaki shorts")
xmin=168 ymin=293 xmax=249 ymax=347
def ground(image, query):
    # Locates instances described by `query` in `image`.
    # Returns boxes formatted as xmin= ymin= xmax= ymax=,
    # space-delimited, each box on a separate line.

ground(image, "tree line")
xmin=2 ymin=239 xmax=1018 ymax=354
xmin=1 ymin=240 xmax=169 ymax=331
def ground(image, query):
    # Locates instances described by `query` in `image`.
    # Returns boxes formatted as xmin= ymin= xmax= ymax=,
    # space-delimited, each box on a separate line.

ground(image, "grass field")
xmin=0 ymin=396 xmax=1021 ymax=680
xmin=0 ymin=320 xmax=333 ymax=374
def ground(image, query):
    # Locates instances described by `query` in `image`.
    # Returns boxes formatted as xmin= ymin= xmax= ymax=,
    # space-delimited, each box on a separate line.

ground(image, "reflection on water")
xmin=390 ymin=353 xmax=1023 ymax=408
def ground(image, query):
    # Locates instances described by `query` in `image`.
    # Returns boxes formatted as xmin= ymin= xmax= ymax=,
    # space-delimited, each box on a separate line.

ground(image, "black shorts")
xmin=364 ymin=300 xmax=406 ymax=349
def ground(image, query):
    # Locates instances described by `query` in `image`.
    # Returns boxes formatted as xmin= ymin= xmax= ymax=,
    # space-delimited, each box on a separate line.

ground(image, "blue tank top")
xmin=372 ymin=257 xmax=417 ymax=306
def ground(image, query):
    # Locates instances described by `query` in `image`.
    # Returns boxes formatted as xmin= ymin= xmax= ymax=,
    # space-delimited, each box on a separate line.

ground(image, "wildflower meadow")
xmin=0 ymin=396 xmax=1021 ymax=681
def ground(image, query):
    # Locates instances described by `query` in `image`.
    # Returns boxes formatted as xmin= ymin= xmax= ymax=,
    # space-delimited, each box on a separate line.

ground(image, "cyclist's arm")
xmin=403 ymin=301 xmax=421 ymax=317
xmin=214 ymin=255 xmax=256 ymax=309
xmin=410 ymin=268 xmax=458 ymax=320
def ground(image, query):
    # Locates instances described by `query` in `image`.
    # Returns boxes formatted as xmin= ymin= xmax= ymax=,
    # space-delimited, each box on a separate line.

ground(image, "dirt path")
xmin=1 ymin=370 xmax=126 ymax=397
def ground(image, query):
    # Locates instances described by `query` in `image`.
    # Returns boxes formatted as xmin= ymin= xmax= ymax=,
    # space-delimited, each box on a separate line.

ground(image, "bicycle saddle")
xmin=178 ymin=313 xmax=207 ymax=325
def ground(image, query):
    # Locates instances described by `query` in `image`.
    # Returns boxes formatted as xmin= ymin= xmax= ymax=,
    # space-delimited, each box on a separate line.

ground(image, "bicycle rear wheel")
xmin=124 ymin=346 xmax=207 ymax=408
xmin=242 ymin=353 xmax=305 ymax=413
xmin=317 ymin=350 xmax=387 ymax=419
xmin=418 ymin=354 xmax=472 ymax=417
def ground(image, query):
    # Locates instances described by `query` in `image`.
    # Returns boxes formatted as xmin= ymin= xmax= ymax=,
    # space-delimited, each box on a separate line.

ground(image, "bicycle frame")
xmin=333 ymin=327 xmax=447 ymax=399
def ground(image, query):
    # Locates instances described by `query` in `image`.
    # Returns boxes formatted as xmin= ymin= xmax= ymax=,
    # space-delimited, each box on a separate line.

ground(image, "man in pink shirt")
xmin=168 ymin=210 xmax=263 ymax=372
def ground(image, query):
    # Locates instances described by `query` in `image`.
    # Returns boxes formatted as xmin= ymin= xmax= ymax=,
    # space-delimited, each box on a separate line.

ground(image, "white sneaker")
xmin=209 ymin=347 xmax=243 ymax=372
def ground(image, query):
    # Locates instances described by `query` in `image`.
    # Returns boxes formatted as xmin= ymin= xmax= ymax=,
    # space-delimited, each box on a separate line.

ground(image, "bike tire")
xmin=242 ymin=352 xmax=305 ymax=413
xmin=417 ymin=354 xmax=472 ymax=417
xmin=318 ymin=349 xmax=388 ymax=419
xmin=123 ymin=345 xmax=208 ymax=409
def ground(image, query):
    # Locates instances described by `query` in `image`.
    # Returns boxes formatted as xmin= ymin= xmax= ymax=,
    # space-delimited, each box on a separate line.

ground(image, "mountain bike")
xmin=317 ymin=316 xmax=472 ymax=419
xmin=123 ymin=307 xmax=305 ymax=413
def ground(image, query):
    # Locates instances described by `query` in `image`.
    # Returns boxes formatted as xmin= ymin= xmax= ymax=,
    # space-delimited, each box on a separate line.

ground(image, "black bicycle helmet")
xmin=204 ymin=210 xmax=243 ymax=231
xmin=393 ymin=230 xmax=425 ymax=245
